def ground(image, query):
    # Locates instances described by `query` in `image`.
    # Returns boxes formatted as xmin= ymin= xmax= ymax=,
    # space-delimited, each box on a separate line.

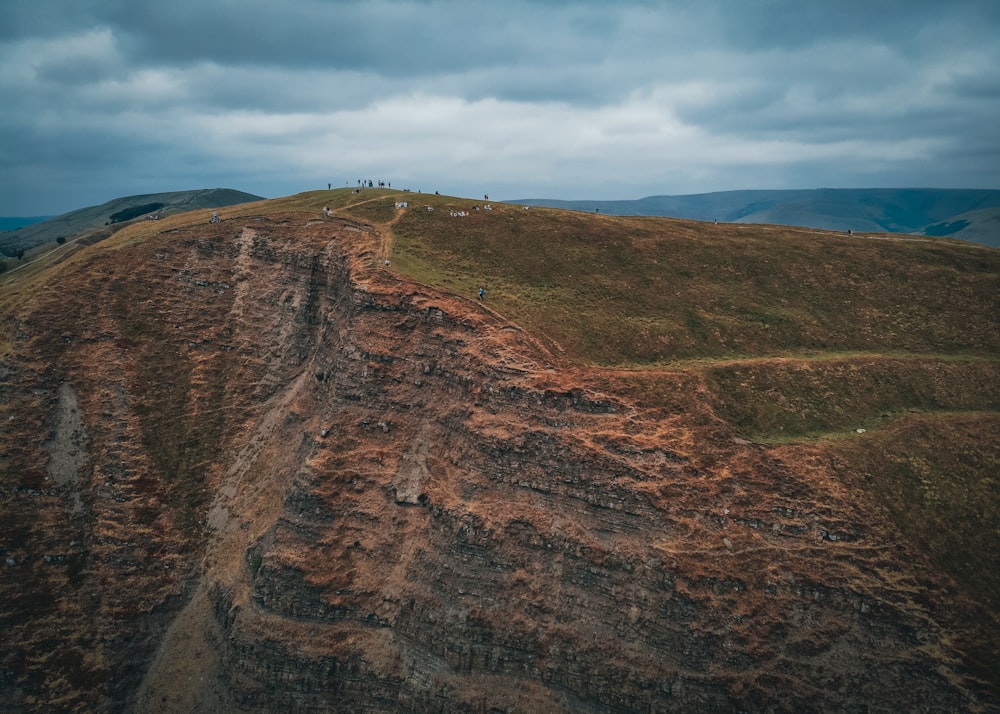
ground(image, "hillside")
xmin=922 ymin=206 xmax=1000 ymax=248
xmin=0 ymin=188 xmax=264 ymax=256
xmin=515 ymin=188 xmax=1000 ymax=247
xmin=1 ymin=189 xmax=998 ymax=712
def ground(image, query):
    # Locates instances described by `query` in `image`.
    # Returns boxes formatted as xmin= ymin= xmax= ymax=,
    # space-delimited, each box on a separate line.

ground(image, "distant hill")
xmin=0 ymin=216 xmax=54 ymax=232
xmin=921 ymin=206 xmax=1000 ymax=248
xmin=0 ymin=188 xmax=264 ymax=255
xmin=512 ymin=188 xmax=1000 ymax=247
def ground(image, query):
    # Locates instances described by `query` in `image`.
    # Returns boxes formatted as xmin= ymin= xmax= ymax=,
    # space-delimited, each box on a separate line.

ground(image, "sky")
xmin=2 ymin=0 xmax=999 ymax=216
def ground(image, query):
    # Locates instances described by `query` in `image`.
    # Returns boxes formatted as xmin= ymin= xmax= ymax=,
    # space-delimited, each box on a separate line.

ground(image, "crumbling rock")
xmin=1 ymin=211 xmax=993 ymax=712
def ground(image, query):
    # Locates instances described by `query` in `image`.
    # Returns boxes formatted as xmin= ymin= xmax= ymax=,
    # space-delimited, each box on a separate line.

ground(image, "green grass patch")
xmin=389 ymin=201 xmax=1000 ymax=365
xmin=832 ymin=412 xmax=1000 ymax=686
xmin=703 ymin=356 xmax=1000 ymax=440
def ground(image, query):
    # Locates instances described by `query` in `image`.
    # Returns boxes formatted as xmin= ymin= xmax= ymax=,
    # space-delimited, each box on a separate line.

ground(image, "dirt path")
xmin=43 ymin=381 xmax=87 ymax=514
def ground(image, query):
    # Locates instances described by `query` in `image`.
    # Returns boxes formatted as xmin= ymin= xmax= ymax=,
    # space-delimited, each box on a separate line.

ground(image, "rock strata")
xmin=0 ymin=211 xmax=994 ymax=712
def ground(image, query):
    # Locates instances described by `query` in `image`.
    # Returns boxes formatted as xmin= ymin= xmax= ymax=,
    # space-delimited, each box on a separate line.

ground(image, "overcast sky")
xmin=2 ymin=0 xmax=999 ymax=215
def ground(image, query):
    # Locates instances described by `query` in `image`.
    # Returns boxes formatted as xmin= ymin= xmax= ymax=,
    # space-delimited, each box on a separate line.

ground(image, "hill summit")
xmin=1 ymin=188 xmax=998 ymax=711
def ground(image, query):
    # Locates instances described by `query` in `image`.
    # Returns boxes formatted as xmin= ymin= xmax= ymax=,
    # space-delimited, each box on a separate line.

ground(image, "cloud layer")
xmin=2 ymin=0 xmax=999 ymax=214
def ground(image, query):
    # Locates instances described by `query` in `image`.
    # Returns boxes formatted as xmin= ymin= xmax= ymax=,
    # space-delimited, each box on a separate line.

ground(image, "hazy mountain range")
xmin=0 ymin=216 xmax=54 ymax=232
xmin=514 ymin=188 xmax=1000 ymax=247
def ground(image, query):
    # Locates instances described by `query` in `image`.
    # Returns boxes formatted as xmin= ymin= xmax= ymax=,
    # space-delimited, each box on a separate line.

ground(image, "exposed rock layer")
xmin=1 ymin=211 xmax=995 ymax=712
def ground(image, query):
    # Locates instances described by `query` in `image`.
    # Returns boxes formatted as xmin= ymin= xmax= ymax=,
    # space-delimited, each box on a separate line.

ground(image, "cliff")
xmin=1 ymin=191 xmax=998 ymax=712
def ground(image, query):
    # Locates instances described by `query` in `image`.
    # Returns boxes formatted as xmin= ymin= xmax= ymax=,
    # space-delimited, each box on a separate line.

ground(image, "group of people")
xmin=354 ymin=179 xmax=390 ymax=189
xmin=449 ymin=204 xmax=493 ymax=218
xmin=329 ymin=179 xmax=393 ymax=191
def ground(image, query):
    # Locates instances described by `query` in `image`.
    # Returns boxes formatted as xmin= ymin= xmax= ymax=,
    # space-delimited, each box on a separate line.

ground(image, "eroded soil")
xmin=1 ymin=209 xmax=996 ymax=712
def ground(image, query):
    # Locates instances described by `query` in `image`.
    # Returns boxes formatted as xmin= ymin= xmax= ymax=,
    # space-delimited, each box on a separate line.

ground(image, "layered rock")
xmin=1 ymin=211 xmax=993 ymax=712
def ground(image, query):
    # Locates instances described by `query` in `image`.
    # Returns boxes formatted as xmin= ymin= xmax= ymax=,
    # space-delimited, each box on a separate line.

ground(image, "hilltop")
xmin=514 ymin=188 xmax=1000 ymax=247
xmin=1 ymin=188 xmax=998 ymax=712
xmin=0 ymin=188 xmax=264 ymax=257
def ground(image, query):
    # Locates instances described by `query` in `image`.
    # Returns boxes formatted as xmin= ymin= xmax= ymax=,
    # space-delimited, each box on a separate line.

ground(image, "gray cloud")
xmin=1 ymin=0 xmax=998 ymax=215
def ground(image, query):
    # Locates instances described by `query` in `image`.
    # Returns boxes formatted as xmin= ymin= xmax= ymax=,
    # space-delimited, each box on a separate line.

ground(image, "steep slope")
xmin=1 ymin=191 xmax=998 ymax=712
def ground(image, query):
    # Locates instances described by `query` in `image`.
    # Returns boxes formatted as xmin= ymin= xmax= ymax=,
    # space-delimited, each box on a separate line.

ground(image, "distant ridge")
xmin=512 ymin=188 xmax=1000 ymax=247
xmin=0 ymin=188 xmax=264 ymax=255
xmin=0 ymin=216 xmax=54 ymax=232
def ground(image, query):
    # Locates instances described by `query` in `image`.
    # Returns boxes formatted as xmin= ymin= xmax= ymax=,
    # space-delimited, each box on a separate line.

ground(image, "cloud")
xmin=1 ymin=0 xmax=998 ymax=214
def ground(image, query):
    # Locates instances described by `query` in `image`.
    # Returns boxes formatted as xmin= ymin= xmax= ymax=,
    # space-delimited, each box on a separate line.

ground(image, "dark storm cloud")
xmin=1 ymin=0 xmax=998 ymax=215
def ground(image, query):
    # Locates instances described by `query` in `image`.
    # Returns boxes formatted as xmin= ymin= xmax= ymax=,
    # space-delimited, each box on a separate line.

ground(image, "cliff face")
xmin=1 ymin=209 xmax=995 ymax=712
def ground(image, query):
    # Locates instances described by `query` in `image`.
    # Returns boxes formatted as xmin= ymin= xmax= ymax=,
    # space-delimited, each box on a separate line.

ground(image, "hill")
xmin=1 ymin=189 xmax=998 ymax=711
xmin=0 ymin=188 xmax=264 ymax=257
xmin=921 ymin=206 xmax=1000 ymax=248
xmin=0 ymin=217 xmax=53 ymax=233
xmin=514 ymin=188 xmax=1000 ymax=246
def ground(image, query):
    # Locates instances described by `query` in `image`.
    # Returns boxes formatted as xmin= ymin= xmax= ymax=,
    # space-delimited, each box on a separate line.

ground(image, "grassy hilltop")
xmin=386 ymin=195 xmax=999 ymax=363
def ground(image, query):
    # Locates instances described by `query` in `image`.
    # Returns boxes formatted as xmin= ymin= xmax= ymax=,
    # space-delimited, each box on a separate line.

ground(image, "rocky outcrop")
xmin=1 ymin=210 xmax=995 ymax=712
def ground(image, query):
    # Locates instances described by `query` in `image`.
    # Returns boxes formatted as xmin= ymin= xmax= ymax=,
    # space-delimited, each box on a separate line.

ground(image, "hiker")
xmin=478 ymin=287 xmax=485 ymax=301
